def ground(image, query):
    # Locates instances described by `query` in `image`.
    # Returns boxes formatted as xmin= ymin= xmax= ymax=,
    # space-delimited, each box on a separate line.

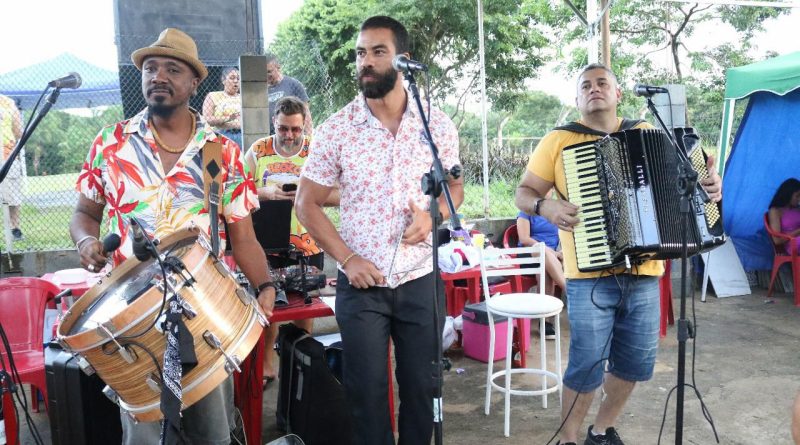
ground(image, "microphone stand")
xmin=644 ymin=96 xmax=706 ymax=445
xmin=403 ymin=68 xmax=463 ymax=445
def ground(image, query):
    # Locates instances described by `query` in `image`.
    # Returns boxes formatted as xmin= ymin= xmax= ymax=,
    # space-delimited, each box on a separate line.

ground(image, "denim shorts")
xmin=562 ymin=274 xmax=660 ymax=392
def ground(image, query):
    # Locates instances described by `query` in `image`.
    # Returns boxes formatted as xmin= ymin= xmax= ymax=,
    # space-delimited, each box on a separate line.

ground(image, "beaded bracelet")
xmin=340 ymin=252 xmax=357 ymax=268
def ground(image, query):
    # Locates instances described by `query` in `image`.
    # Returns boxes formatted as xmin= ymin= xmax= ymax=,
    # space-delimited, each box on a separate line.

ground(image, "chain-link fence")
xmin=0 ymin=32 xmax=582 ymax=254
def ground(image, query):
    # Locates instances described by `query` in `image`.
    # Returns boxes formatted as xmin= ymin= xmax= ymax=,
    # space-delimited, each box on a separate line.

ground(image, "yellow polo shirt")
xmin=526 ymin=118 xmax=664 ymax=279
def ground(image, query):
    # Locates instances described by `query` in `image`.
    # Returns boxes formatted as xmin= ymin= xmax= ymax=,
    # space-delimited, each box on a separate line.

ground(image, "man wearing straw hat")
xmin=69 ymin=27 xmax=276 ymax=444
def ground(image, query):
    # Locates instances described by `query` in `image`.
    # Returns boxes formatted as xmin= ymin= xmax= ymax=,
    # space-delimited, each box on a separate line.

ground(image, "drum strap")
xmin=203 ymin=141 xmax=224 ymax=255
xmin=160 ymin=297 xmax=199 ymax=445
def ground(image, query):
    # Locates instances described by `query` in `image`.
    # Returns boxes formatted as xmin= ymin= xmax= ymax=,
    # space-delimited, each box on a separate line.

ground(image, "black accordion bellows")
xmin=563 ymin=127 xmax=725 ymax=272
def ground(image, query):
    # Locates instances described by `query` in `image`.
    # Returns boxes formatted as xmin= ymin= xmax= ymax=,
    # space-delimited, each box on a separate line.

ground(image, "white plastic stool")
xmin=479 ymin=244 xmax=564 ymax=437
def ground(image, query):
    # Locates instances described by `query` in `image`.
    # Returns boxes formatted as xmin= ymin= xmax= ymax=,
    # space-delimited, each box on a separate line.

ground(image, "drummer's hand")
xmin=257 ymin=287 xmax=276 ymax=319
xmin=402 ymin=200 xmax=432 ymax=245
xmin=344 ymin=255 xmax=385 ymax=289
xmin=78 ymin=239 xmax=107 ymax=273
xmin=701 ymin=155 xmax=722 ymax=203
xmin=538 ymin=198 xmax=580 ymax=232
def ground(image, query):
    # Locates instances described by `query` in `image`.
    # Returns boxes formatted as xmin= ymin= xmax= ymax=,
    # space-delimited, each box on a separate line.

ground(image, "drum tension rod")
xmin=203 ymin=330 xmax=242 ymax=374
xmin=97 ymin=323 xmax=138 ymax=364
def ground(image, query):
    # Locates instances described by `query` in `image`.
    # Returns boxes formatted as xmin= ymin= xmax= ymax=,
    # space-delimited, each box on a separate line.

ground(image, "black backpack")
xmin=276 ymin=323 xmax=353 ymax=445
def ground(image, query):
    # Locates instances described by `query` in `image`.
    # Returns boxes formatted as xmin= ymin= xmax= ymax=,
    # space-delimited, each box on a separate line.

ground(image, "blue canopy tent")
xmin=722 ymin=52 xmax=800 ymax=271
xmin=0 ymin=53 xmax=121 ymax=110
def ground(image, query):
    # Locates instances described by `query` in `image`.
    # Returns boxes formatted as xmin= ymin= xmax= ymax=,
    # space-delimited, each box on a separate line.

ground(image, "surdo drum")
xmin=57 ymin=227 xmax=266 ymax=422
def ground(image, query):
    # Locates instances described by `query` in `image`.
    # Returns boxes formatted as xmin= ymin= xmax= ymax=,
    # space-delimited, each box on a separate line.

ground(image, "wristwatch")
xmin=256 ymin=282 xmax=277 ymax=294
xmin=533 ymin=198 xmax=544 ymax=215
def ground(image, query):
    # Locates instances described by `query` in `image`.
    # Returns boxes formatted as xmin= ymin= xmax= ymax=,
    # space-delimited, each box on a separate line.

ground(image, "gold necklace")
xmin=150 ymin=115 xmax=196 ymax=154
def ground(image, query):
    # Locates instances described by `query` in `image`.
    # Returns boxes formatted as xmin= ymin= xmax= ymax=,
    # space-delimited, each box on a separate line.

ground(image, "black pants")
xmin=335 ymin=271 xmax=444 ymax=445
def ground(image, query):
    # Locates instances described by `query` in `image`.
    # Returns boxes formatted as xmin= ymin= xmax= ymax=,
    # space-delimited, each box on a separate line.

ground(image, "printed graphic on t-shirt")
xmin=268 ymin=91 xmax=285 ymax=104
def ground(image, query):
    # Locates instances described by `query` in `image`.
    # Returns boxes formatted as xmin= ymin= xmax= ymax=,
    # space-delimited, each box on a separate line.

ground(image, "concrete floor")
xmin=17 ymin=285 xmax=800 ymax=444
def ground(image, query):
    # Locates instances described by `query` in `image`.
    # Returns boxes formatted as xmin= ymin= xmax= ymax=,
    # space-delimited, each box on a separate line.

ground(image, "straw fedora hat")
xmin=131 ymin=28 xmax=208 ymax=81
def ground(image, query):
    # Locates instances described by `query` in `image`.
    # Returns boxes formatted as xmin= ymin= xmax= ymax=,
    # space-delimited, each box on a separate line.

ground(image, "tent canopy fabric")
xmin=722 ymin=89 xmax=800 ymax=271
xmin=724 ymin=51 xmax=800 ymax=100
xmin=0 ymin=53 xmax=121 ymax=110
xmin=722 ymin=51 xmax=800 ymax=272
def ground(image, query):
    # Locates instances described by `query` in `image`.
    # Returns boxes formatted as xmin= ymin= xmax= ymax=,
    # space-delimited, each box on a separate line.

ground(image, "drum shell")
xmin=57 ymin=228 xmax=265 ymax=422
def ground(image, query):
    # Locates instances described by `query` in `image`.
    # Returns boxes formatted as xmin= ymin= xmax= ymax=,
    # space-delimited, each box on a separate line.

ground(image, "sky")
xmin=0 ymin=0 xmax=797 ymax=104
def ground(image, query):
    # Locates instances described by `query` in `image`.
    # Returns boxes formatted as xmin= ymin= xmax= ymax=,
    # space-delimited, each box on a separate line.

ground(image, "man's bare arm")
xmin=228 ymin=215 xmax=275 ymax=318
xmin=296 ymin=177 xmax=384 ymax=288
xmin=69 ymin=195 xmax=107 ymax=270
xmin=296 ymin=178 xmax=348 ymax=261
xmin=515 ymin=170 xmax=579 ymax=232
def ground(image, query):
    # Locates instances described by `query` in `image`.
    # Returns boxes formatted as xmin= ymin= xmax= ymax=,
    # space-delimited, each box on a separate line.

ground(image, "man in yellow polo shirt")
xmin=515 ymin=63 xmax=722 ymax=445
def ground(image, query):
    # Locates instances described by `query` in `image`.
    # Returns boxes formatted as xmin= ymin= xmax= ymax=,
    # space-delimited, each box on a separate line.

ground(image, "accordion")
xmin=562 ymin=127 xmax=725 ymax=272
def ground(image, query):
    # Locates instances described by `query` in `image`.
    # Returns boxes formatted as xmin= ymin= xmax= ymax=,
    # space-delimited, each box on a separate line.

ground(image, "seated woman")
xmin=767 ymin=178 xmax=800 ymax=253
xmin=202 ymin=67 xmax=242 ymax=147
xmin=516 ymin=203 xmax=565 ymax=340
xmin=516 ymin=206 xmax=565 ymax=297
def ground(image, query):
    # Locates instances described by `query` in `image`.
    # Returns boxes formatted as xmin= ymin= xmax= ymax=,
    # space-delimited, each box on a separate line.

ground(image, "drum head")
xmin=66 ymin=235 xmax=197 ymax=336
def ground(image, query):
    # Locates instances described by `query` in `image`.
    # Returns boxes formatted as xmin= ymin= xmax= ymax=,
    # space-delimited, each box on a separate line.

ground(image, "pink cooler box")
xmin=462 ymin=302 xmax=530 ymax=363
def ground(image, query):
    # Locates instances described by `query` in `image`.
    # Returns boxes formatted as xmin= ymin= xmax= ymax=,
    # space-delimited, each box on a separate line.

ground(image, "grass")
xmin=461 ymin=180 xmax=518 ymax=219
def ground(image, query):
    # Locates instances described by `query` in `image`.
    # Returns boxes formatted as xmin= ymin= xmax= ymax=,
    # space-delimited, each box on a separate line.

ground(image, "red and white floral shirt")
xmin=302 ymin=93 xmax=459 ymax=287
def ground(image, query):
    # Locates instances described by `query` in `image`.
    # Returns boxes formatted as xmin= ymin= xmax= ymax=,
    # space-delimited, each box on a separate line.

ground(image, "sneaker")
xmin=545 ymin=321 xmax=556 ymax=340
xmin=584 ymin=425 xmax=625 ymax=445
xmin=11 ymin=228 xmax=22 ymax=241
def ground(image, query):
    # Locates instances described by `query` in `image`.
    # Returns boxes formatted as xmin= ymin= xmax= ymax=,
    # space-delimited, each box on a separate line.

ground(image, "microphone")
xmin=392 ymin=55 xmax=428 ymax=73
xmin=633 ymin=83 xmax=668 ymax=97
xmin=48 ymin=72 xmax=82 ymax=89
xmin=129 ymin=218 xmax=153 ymax=262
xmin=102 ymin=233 xmax=121 ymax=255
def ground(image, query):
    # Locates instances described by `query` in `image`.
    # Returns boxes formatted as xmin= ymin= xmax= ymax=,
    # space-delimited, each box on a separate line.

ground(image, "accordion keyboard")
xmin=562 ymin=143 xmax=614 ymax=271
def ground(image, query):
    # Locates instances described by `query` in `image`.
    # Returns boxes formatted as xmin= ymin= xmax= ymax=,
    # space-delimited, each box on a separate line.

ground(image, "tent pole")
xmin=716 ymin=98 xmax=735 ymax=176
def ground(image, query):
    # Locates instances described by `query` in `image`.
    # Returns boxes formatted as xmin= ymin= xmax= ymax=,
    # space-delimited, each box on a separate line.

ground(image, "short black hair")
xmin=577 ymin=63 xmax=618 ymax=85
xmin=360 ymin=15 xmax=409 ymax=55
xmin=274 ymin=96 xmax=306 ymax=120
xmin=769 ymin=178 xmax=800 ymax=208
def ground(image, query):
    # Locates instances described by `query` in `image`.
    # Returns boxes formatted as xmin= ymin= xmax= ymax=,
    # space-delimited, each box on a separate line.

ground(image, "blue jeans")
xmin=562 ymin=275 xmax=660 ymax=392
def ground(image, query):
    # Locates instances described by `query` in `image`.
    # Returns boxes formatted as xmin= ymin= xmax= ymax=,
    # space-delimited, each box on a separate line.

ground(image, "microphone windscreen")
xmin=102 ymin=233 xmax=121 ymax=254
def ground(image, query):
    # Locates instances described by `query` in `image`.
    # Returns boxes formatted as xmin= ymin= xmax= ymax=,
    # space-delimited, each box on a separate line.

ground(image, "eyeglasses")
xmin=276 ymin=125 xmax=303 ymax=134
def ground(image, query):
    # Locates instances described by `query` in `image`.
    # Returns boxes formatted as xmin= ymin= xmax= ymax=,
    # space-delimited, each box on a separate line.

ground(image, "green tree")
xmin=551 ymin=1 xmax=786 ymax=83
xmin=24 ymin=105 xmax=123 ymax=176
xmin=269 ymin=0 xmax=553 ymax=124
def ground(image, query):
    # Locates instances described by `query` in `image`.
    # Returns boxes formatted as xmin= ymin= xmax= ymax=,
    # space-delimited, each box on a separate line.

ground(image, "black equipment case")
xmin=45 ymin=343 xmax=122 ymax=445
xmin=276 ymin=323 xmax=352 ymax=445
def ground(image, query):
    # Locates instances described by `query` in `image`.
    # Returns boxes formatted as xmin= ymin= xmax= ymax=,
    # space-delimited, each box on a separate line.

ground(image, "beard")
xmin=275 ymin=134 xmax=303 ymax=152
xmin=357 ymin=66 xmax=397 ymax=99
xmin=147 ymin=102 xmax=178 ymax=119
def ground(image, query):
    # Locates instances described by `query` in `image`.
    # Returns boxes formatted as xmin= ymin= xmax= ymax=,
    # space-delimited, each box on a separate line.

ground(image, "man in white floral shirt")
xmin=296 ymin=15 xmax=463 ymax=445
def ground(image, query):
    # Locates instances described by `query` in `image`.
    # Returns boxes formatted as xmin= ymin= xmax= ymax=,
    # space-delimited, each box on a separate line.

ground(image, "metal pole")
xmin=477 ymin=0 xmax=490 ymax=219
xmin=601 ymin=0 xmax=612 ymax=66
xmin=587 ymin=0 xmax=599 ymax=63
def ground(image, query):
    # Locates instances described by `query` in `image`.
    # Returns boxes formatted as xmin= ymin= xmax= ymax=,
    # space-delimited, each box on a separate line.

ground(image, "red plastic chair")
xmin=0 ymin=277 xmax=60 ymax=413
xmin=502 ymin=224 xmax=519 ymax=249
xmin=764 ymin=213 xmax=800 ymax=306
